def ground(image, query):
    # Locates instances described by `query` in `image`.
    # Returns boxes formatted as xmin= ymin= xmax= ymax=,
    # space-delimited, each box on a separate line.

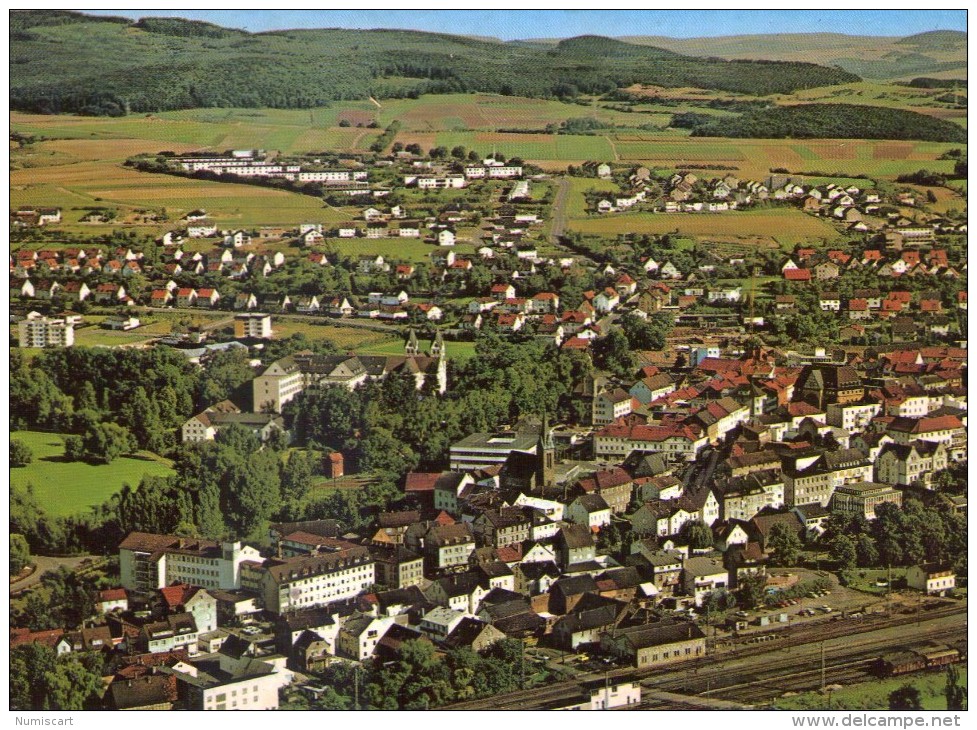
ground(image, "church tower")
xmin=430 ymin=329 xmax=445 ymax=358
xmin=404 ymin=327 xmax=419 ymax=356
xmin=432 ymin=330 xmax=447 ymax=394
xmin=537 ymin=411 xmax=556 ymax=490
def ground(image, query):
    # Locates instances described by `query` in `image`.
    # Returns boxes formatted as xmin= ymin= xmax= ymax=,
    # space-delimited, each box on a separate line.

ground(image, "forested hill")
xmin=9 ymin=11 xmax=859 ymax=115
xmin=689 ymin=103 xmax=968 ymax=143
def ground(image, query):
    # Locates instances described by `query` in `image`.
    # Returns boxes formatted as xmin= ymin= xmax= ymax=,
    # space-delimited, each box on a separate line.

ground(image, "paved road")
xmin=548 ymin=176 xmax=571 ymax=245
xmin=10 ymin=554 xmax=97 ymax=595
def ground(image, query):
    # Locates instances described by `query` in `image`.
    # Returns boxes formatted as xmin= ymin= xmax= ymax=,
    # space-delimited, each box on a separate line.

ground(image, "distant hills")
xmin=613 ymin=30 xmax=967 ymax=81
xmin=10 ymin=10 xmax=859 ymax=115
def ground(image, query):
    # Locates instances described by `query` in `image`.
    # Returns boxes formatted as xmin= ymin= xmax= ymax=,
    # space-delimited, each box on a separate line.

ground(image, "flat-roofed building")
xmin=18 ymin=316 xmax=74 ymax=348
xmin=119 ymin=532 xmax=262 ymax=594
xmin=234 ymin=313 xmax=272 ymax=339
xmin=831 ymin=482 xmax=903 ymax=521
xmin=449 ymin=429 xmax=539 ymax=471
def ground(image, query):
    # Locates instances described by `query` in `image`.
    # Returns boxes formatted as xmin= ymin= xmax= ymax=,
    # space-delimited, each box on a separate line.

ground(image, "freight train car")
xmin=876 ymin=644 xmax=962 ymax=677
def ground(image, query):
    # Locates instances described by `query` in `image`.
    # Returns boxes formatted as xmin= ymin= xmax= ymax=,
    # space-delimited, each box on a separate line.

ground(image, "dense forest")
xmin=688 ymin=103 xmax=968 ymax=143
xmin=10 ymin=12 xmax=860 ymax=115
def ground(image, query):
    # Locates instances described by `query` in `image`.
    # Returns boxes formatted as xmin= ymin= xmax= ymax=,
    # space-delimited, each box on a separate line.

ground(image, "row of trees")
xmin=293 ymin=638 xmax=541 ymax=710
xmin=824 ymin=499 xmax=967 ymax=577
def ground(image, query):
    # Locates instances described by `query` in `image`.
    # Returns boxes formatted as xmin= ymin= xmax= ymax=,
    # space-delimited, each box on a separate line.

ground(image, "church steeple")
xmin=431 ymin=329 xmax=445 ymax=359
xmin=537 ymin=411 xmax=556 ymax=490
xmin=404 ymin=327 xmax=419 ymax=356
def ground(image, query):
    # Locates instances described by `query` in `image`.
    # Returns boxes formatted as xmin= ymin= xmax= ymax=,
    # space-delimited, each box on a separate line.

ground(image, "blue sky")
xmin=81 ymin=10 xmax=966 ymax=40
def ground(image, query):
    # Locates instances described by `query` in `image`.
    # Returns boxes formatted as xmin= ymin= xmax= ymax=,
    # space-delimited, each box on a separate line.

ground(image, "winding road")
xmin=10 ymin=554 xmax=98 ymax=595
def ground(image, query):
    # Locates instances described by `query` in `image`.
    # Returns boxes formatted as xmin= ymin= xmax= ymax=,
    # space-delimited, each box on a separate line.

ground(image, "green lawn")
xmin=10 ymin=431 xmax=175 ymax=518
xmin=430 ymin=131 xmax=614 ymax=161
xmin=329 ymin=237 xmax=477 ymax=263
xmin=773 ymin=665 xmax=966 ymax=711
xmin=357 ymin=337 xmax=477 ymax=362
xmin=844 ymin=568 xmax=909 ymax=595
xmin=564 ymin=178 xmax=622 ymax=218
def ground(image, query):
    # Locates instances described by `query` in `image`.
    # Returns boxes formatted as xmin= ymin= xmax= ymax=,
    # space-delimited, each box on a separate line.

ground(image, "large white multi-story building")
xmin=119 ymin=532 xmax=262 ymax=594
xmin=18 ymin=316 xmax=74 ymax=348
xmin=297 ymin=169 xmax=368 ymax=183
xmin=257 ymin=546 xmax=375 ymax=614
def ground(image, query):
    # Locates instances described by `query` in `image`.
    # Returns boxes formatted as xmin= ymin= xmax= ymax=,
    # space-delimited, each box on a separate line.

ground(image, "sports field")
xmin=10 ymin=431 xmax=175 ymax=518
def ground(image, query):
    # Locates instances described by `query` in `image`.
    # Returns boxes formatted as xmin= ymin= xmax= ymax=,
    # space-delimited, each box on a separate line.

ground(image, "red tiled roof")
xmin=786 ymin=401 xmax=823 ymax=417
xmin=561 ymin=337 xmax=591 ymax=350
xmin=159 ymin=583 xmax=196 ymax=609
xmin=784 ymin=268 xmax=811 ymax=281
xmin=434 ymin=510 xmax=456 ymax=526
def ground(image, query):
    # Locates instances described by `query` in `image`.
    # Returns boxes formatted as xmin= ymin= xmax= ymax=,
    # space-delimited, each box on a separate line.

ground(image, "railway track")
xmin=442 ymin=607 xmax=966 ymax=711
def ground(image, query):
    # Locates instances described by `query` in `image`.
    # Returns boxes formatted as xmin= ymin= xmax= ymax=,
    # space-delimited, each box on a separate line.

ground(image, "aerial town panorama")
xmin=7 ymin=9 xmax=968 ymax=714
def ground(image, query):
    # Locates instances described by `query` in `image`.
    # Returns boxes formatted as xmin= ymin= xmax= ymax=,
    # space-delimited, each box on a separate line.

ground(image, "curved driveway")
xmin=10 ymin=554 xmax=97 ymax=595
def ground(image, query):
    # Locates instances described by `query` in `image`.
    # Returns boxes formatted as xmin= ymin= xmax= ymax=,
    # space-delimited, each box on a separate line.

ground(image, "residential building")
xmin=165 ymin=642 xmax=286 ymax=710
xmin=594 ymin=422 xmax=707 ymax=461
xmin=783 ymin=448 xmax=873 ymax=507
xmin=906 ymin=564 xmax=956 ymax=596
xmin=718 ymin=470 xmax=785 ymax=522
xmin=875 ymin=441 xmax=948 ymax=488
xmin=682 ymin=556 xmax=728 ymax=606
xmin=18 ymin=316 xmax=74 ymax=348
xmin=119 ymin=533 xmax=262 ymax=593
xmin=592 ymin=388 xmax=634 ymax=426
xmin=142 ymin=613 xmax=199 ymax=655
xmin=234 ymin=313 xmax=272 ymax=339
xmin=337 ymin=614 xmax=398 ymax=661
xmin=257 ymin=547 xmax=374 ymax=614
xmin=600 ymin=621 xmax=706 ymax=668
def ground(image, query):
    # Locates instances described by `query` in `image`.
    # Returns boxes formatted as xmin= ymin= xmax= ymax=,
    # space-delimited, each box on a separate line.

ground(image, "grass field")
xmin=375 ymin=93 xmax=645 ymax=132
xmin=564 ymin=178 xmax=622 ymax=218
xmin=568 ymin=207 xmax=840 ymax=248
xmin=843 ymin=568 xmax=909 ymax=595
xmin=424 ymin=131 xmax=615 ymax=163
xmin=357 ymin=337 xmax=477 ymax=362
xmin=270 ymin=319 xmax=401 ymax=351
xmin=773 ymin=665 xmax=966 ymax=711
xmin=10 ymin=431 xmax=175 ymax=517
xmin=612 ymin=137 xmax=964 ymax=180
xmin=10 ymin=154 xmax=348 ymax=234
xmin=328 ymin=237 xmax=476 ymax=262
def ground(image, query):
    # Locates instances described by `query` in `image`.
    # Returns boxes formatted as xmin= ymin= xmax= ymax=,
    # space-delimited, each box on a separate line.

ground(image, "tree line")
xmin=689 ymin=104 xmax=967 ymax=143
